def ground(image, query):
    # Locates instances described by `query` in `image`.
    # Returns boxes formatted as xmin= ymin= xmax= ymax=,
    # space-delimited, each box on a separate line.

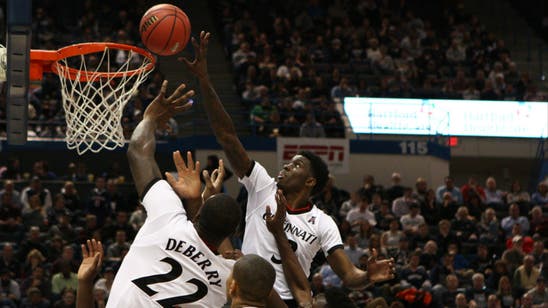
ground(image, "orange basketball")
xmin=139 ymin=4 xmax=191 ymax=56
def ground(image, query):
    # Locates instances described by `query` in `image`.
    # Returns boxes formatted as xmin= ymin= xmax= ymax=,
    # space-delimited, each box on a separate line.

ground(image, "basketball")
xmin=139 ymin=3 xmax=191 ymax=56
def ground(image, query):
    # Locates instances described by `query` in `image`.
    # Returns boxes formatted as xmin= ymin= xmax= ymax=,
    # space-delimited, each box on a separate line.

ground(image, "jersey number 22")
xmin=132 ymin=257 xmax=208 ymax=307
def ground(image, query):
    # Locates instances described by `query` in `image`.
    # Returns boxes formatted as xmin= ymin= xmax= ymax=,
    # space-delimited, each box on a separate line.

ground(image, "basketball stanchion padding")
xmin=2 ymin=42 xmax=156 ymax=154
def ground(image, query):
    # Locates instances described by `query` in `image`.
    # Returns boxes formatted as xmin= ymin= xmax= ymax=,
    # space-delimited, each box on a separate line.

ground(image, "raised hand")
xmin=143 ymin=80 xmax=195 ymax=129
xmin=202 ymin=159 xmax=226 ymax=202
xmin=179 ymin=31 xmax=211 ymax=80
xmin=366 ymin=248 xmax=396 ymax=283
xmin=265 ymin=189 xmax=287 ymax=236
xmin=166 ymin=151 xmax=202 ymax=200
xmin=78 ymin=239 xmax=103 ymax=283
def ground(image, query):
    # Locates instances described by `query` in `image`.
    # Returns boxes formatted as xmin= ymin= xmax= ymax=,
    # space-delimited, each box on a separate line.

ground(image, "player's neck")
xmin=285 ymin=191 xmax=310 ymax=211
xmin=230 ymin=298 xmax=265 ymax=308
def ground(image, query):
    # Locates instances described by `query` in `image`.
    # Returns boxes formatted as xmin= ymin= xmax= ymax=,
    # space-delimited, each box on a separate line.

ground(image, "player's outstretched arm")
xmin=265 ymin=190 xmax=313 ymax=308
xmin=180 ymin=31 xmax=253 ymax=178
xmin=127 ymin=80 xmax=194 ymax=197
xmin=77 ymin=239 xmax=103 ymax=308
xmin=327 ymin=248 xmax=395 ymax=290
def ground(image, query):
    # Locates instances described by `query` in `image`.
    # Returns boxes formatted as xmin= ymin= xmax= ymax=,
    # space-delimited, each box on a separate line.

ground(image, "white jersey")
xmin=239 ymin=162 xmax=343 ymax=300
xmin=107 ymin=180 xmax=234 ymax=308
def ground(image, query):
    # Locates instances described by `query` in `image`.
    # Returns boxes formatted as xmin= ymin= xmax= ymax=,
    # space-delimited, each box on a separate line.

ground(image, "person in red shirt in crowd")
xmin=461 ymin=176 xmax=486 ymax=205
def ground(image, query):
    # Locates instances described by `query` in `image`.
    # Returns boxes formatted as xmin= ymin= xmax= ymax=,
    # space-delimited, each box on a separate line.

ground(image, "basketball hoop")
xmin=1 ymin=42 xmax=156 ymax=154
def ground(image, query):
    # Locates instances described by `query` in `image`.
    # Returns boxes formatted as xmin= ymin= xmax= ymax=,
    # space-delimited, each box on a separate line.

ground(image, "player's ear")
xmin=228 ymin=280 xmax=238 ymax=298
xmin=305 ymin=176 xmax=316 ymax=191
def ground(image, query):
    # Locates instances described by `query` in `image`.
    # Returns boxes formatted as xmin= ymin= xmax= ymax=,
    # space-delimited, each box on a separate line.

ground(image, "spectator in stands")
xmin=525 ymin=277 xmax=547 ymax=306
xmin=250 ymin=98 xmax=276 ymax=136
xmin=49 ymin=212 xmax=76 ymax=244
xmin=339 ymin=190 xmax=359 ymax=220
xmin=375 ymin=200 xmax=394 ymax=231
xmin=102 ymin=211 xmax=134 ymax=242
xmin=20 ymin=266 xmax=50 ymax=302
xmin=0 ymin=244 xmax=19 ymax=279
xmin=105 ymin=179 xmax=128 ymax=214
xmin=478 ymin=208 xmax=500 ymax=242
xmin=399 ymin=251 xmax=429 ymax=290
xmin=436 ymin=176 xmax=463 ymax=205
xmin=434 ymin=274 xmax=462 ymax=307
xmin=530 ymin=206 xmax=548 ymax=236
xmin=501 ymin=203 xmax=530 ymax=237
xmin=232 ymin=42 xmax=256 ymax=70
xmin=94 ymin=267 xmax=115 ymax=298
xmin=21 ymin=177 xmax=52 ymax=215
xmin=392 ymin=187 xmax=414 ymax=218
xmin=502 ymin=236 xmax=526 ymax=274
xmin=461 ymin=176 xmax=486 ymax=205
xmin=51 ymin=262 xmax=77 ymax=298
xmin=420 ymin=240 xmax=439 ymax=270
xmin=446 ymin=39 xmax=466 ymax=63
xmin=60 ymin=181 xmax=80 ymax=214
xmin=419 ymin=189 xmax=438 ymax=226
xmin=0 ymin=180 xmax=21 ymax=209
xmin=359 ymin=175 xmax=383 ymax=202
xmin=299 ymin=112 xmax=326 ymax=138
xmin=86 ymin=176 xmax=110 ymax=227
xmin=385 ymin=172 xmax=405 ymax=203
xmin=496 ymin=275 xmax=516 ymax=308
xmin=400 ymin=202 xmax=425 ymax=237
xmin=51 ymin=246 xmax=78 ymax=275
xmin=465 ymin=273 xmax=492 ymax=308
xmin=455 ymin=292 xmax=472 ymax=308
xmin=19 ymin=226 xmax=48 ymax=261
xmin=0 ymin=189 xmax=24 ymax=242
xmin=381 ymin=218 xmax=404 ymax=257
xmin=514 ymin=255 xmax=541 ymax=293
xmin=31 ymin=161 xmax=57 ymax=181
xmin=531 ymin=240 xmax=548 ymax=274
xmin=0 ymin=268 xmax=20 ymax=305
xmin=23 ymin=194 xmax=48 ymax=231
xmin=531 ymin=181 xmax=548 ymax=206
xmin=330 ymin=77 xmax=356 ymax=100
xmin=436 ymin=222 xmax=455 ymax=255
xmin=47 ymin=194 xmax=71 ymax=226
xmin=506 ymin=180 xmax=531 ymax=212
xmin=53 ymin=288 xmax=75 ymax=308
xmin=485 ymin=177 xmax=505 ymax=210
xmin=411 ymin=223 xmax=434 ymax=251
xmin=343 ymin=233 xmax=364 ymax=266
xmin=129 ymin=204 xmax=146 ymax=233
xmin=413 ymin=177 xmax=428 ymax=203
xmin=106 ymin=230 xmax=130 ymax=263
xmin=437 ymin=192 xmax=458 ymax=220
xmin=346 ymin=193 xmax=376 ymax=233
xmin=452 ymin=206 xmax=478 ymax=242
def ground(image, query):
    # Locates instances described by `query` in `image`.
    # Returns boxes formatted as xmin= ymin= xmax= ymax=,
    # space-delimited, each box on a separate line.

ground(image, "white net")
xmin=55 ymin=46 xmax=154 ymax=155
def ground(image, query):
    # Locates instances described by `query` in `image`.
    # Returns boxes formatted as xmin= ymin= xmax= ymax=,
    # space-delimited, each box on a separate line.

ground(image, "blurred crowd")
xmin=1 ymin=156 xmax=547 ymax=307
xmin=214 ymin=0 xmax=545 ymax=138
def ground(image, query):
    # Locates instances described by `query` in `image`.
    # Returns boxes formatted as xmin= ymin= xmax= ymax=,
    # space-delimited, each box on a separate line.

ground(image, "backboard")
xmin=6 ymin=0 xmax=32 ymax=145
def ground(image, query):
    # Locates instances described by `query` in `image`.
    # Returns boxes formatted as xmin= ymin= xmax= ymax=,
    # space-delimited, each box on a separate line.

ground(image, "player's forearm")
xmin=271 ymin=231 xmax=313 ymax=306
xmin=197 ymin=76 xmax=251 ymax=178
xmin=342 ymin=268 xmax=370 ymax=290
xmin=76 ymin=281 xmax=94 ymax=308
xmin=127 ymin=118 xmax=162 ymax=197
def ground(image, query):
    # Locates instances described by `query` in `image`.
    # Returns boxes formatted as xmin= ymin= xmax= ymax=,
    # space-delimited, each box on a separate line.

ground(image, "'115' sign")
xmin=399 ymin=141 xmax=428 ymax=155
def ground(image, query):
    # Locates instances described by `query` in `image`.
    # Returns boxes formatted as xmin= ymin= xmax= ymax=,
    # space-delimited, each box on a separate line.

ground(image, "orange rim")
xmin=30 ymin=42 xmax=156 ymax=82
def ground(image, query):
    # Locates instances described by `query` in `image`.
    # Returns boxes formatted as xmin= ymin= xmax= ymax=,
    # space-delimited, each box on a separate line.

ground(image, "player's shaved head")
xmin=198 ymin=193 xmax=240 ymax=242
xmin=233 ymin=254 xmax=275 ymax=302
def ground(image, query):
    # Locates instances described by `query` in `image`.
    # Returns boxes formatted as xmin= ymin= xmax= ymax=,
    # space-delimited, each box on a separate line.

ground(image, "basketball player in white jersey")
xmin=106 ymin=80 xmax=243 ymax=307
xmin=182 ymin=31 xmax=395 ymax=307
xmin=78 ymin=238 xmax=284 ymax=308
